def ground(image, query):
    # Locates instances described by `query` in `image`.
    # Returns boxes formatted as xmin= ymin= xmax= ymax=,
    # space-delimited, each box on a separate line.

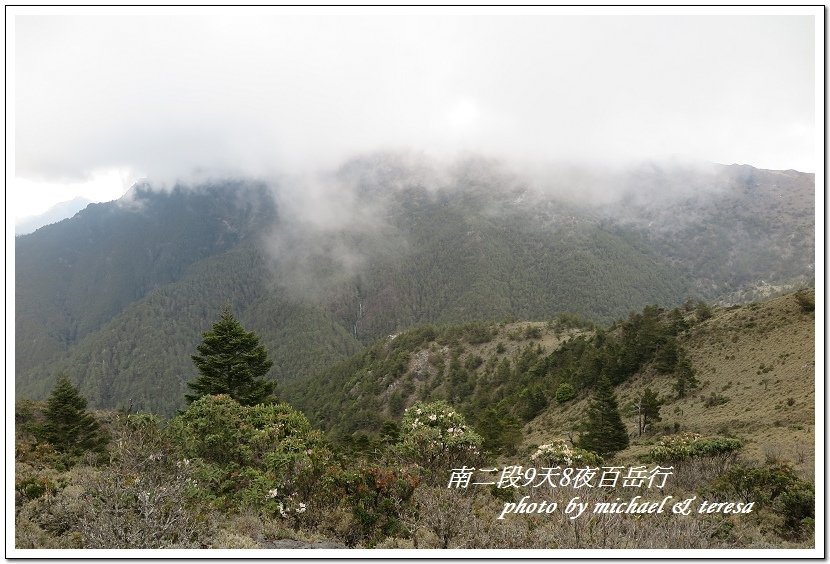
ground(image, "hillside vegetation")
xmin=286 ymin=290 xmax=815 ymax=476
xmin=15 ymin=291 xmax=816 ymax=549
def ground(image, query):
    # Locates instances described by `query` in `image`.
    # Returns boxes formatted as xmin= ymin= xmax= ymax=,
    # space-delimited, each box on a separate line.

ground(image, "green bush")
xmin=554 ymin=382 xmax=576 ymax=404
xmin=333 ymin=464 xmax=418 ymax=547
xmin=714 ymin=460 xmax=814 ymax=540
xmin=169 ymin=395 xmax=333 ymax=516
xmin=649 ymin=433 xmax=743 ymax=463
xmin=695 ymin=301 xmax=713 ymax=321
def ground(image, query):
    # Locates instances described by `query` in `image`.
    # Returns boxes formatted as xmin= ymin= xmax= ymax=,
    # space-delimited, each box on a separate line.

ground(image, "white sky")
xmin=9 ymin=7 xmax=821 ymax=221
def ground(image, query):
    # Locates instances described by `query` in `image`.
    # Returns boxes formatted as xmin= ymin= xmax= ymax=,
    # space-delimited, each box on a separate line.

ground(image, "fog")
xmin=14 ymin=10 xmax=817 ymax=198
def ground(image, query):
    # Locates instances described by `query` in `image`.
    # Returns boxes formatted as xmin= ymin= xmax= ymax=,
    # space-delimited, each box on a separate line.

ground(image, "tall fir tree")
xmin=577 ymin=376 xmax=630 ymax=456
xmin=41 ymin=375 xmax=108 ymax=456
xmin=186 ymin=305 xmax=275 ymax=406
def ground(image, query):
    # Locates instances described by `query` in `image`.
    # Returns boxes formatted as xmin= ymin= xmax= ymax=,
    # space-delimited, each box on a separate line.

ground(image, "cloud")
xmin=14 ymin=11 xmax=817 ymax=191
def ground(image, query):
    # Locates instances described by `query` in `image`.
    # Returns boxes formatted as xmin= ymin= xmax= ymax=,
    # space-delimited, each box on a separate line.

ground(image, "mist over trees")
xmin=14 ymin=155 xmax=814 ymax=416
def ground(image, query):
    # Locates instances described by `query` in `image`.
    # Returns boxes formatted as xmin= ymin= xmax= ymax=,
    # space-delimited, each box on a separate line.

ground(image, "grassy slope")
xmin=524 ymin=291 xmax=815 ymax=473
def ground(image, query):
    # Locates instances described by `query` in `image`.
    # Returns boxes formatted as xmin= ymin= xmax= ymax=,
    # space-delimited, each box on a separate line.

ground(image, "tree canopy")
xmin=185 ymin=305 xmax=275 ymax=406
xmin=41 ymin=375 xmax=108 ymax=456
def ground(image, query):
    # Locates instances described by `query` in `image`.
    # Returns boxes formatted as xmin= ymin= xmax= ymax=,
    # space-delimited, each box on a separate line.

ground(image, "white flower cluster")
xmin=267 ymin=489 xmax=308 ymax=518
xmin=530 ymin=440 xmax=601 ymax=466
xmin=656 ymin=432 xmax=702 ymax=448
xmin=405 ymin=405 xmax=464 ymax=429
xmin=532 ymin=441 xmax=576 ymax=466
xmin=276 ymin=501 xmax=307 ymax=518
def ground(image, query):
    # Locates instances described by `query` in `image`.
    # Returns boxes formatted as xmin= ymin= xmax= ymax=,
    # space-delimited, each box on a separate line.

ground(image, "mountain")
xmin=15 ymin=182 xmax=277 ymax=379
xmin=14 ymin=155 xmax=814 ymax=416
xmin=15 ymin=197 xmax=92 ymax=236
xmin=602 ymin=163 xmax=815 ymax=302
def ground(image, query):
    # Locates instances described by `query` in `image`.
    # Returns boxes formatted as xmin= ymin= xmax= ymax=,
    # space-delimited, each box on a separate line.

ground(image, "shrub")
xmin=464 ymin=355 xmax=484 ymax=371
xmin=463 ymin=323 xmax=494 ymax=345
xmin=794 ymin=289 xmax=814 ymax=313
xmin=395 ymin=401 xmax=483 ymax=475
xmin=695 ymin=301 xmax=713 ymax=322
xmin=329 ymin=463 xmax=419 ymax=547
xmin=531 ymin=440 xmax=603 ymax=467
xmin=649 ymin=433 xmax=743 ymax=464
xmin=169 ymin=395 xmax=333 ymax=517
xmin=704 ymin=392 xmax=730 ymax=408
xmin=714 ymin=460 xmax=814 ymax=540
xmin=554 ymin=382 xmax=576 ymax=404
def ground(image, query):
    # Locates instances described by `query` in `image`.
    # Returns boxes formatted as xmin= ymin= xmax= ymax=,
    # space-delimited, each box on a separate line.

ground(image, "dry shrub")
xmin=406 ymin=487 xmax=476 ymax=548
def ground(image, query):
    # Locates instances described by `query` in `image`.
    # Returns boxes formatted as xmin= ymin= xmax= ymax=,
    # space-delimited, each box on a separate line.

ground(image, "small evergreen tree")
xmin=636 ymin=387 xmax=662 ymax=435
xmin=695 ymin=301 xmax=713 ymax=322
xmin=577 ymin=376 xmax=629 ymax=456
xmin=41 ymin=376 xmax=108 ymax=456
xmin=654 ymin=338 xmax=680 ymax=374
xmin=185 ymin=305 xmax=275 ymax=406
xmin=674 ymin=355 xmax=698 ymax=399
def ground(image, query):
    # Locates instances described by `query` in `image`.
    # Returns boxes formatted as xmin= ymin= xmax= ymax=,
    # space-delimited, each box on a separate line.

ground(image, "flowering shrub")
xmin=170 ymin=395 xmax=333 ymax=520
xmin=396 ymin=401 xmax=482 ymax=472
xmin=531 ymin=440 xmax=603 ymax=467
xmin=648 ymin=433 xmax=742 ymax=463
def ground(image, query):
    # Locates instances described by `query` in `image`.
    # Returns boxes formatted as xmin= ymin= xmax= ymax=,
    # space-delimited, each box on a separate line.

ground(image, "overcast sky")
xmin=11 ymin=9 xmax=819 ymax=219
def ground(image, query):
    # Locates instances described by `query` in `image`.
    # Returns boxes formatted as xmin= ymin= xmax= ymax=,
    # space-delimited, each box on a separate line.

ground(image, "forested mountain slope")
xmin=603 ymin=163 xmax=814 ymax=301
xmin=15 ymin=156 xmax=814 ymax=416
xmin=15 ymin=182 xmax=276 ymax=378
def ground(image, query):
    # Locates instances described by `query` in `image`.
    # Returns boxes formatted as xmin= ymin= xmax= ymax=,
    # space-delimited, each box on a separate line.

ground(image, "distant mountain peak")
xmin=15 ymin=196 xmax=92 ymax=236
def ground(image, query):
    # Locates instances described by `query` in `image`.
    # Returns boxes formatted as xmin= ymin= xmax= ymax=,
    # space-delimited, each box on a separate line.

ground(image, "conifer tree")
xmin=636 ymin=386 xmax=662 ymax=435
xmin=185 ymin=305 xmax=275 ymax=406
xmin=41 ymin=376 xmax=108 ymax=455
xmin=674 ymin=354 xmax=699 ymax=399
xmin=577 ymin=376 xmax=629 ymax=456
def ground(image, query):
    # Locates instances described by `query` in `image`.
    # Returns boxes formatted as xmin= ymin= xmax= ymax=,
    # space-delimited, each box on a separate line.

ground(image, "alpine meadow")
xmin=11 ymin=9 xmax=819 ymax=555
